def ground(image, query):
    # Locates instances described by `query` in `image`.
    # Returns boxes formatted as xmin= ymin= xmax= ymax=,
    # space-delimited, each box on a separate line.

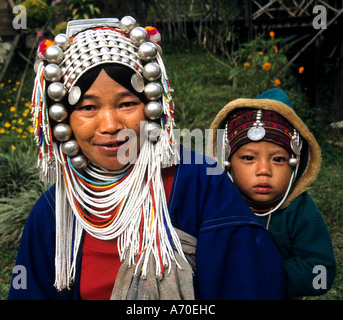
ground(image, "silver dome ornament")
xmin=138 ymin=42 xmax=157 ymax=61
xmin=49 ymin=103 xmax=68 ymax=122
xmin=45 ymin=45 xmax=64 ymax=64
xmin=54 ymin=33 xmax=70 ymax=51
xmin=288 ymin=155 xmax=298 ymax=167
xmin=144 ymin=122 xmax=162 ymax=141
xmin=120 ymin=16 xmax=136 ymax=34
xmin=143 ymin=62 xmax=161 ymax=81
xmin=53 ymin=123 xmax=72 ymax=141
xmin=47 ymin=82 xmax=67 ymax=101
xmin=144 ymin=82 xmax=162 ymax=100
xmin=62 ymin=139 xmax=80 ymax=156
xmin=130 ymin=27 xmax=148 ymax=46
xmin=144 ymin=101 xmax=163 ymax=120
xmin=44 ymin=64 xmax=63 ymax=82
xmin=70 ymin=154 xmax=88 ymax=170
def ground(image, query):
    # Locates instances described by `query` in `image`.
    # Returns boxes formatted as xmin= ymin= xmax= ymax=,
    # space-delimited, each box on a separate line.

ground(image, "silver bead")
xmin=144 ymin=82 xmax=162 ymax=100
xmin=62 ymin=139 xmax=80 ymax=156
xmin=110 ymin=47 xmax=119 ymax=54
xmin=49 ymin=103 xmax=68 ymax=122
xmin=112 ymin=55 xmax=120 ymax=62
xmin=92 ymin=56 xmax=101 ymax=64
xmin=118 ymin=42 xmax=127 ymax=49
xmin=121 ymin=57 xmax=129 ymax=64
xmin=53 ymin=123 xmax=72 ymax=141
xmin=100 ymin=47 xmax=110 ymax=54
xmin=80 ymin=53 xmax=89 ymax=61
xmin=102 ymin=54 xmax=111 ymax=61
xmin=130 ymin=27 xmax=148 ymax=46
xmin=144 ymin=101 xmax=163 ymax=120
xmin=73 ymin=59 xmax=81 ymax=67
xmin=82 ymin=60 xmax=91 ymax=69
xmin=54 ymin=33 xmax=70 ymax=50
xmin=120 ymin=16 xmax=136 ymax=34
xmin=88 ymin=42 xmax=97 ymax=49
xmin=144 ymin=122 xmax=161 ymax=140
xmin=44 ymin=64 xmax=63 ymax=82
xmin=289 ymin=156 xmax=298 ymax=167
xmin=70 ymin=154 xmax=88 ymax=170
xmin=98 ymin=40 xmax=107 ymax=47
xmin=47 ymin=82 xmax=67 ymax=101
xmin=89 ymin=49 xmax=99 ymax=56
xmin=138 ymin=42 xmax=157 ymax=61
xmin=142 ymin=62 xmax=161 ymax=81
xmin=45 ymin=45 xmax=64 ymax=64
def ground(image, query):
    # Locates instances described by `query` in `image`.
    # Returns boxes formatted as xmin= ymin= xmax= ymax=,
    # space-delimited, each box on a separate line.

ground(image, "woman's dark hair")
xmin=72 ymin=64 xmax=149 ymax=106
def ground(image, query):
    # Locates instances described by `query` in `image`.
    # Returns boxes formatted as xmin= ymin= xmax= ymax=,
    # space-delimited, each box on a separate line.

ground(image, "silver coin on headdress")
xmin=290 ymin=139 xmax=301 ymax=156
xmin=131 ymin=73 xmax=145 ymax=93
xmin=247 ymin=126 xmax=266 ymax=141
xmin=68 ymin=86 xmax=82 ymax=105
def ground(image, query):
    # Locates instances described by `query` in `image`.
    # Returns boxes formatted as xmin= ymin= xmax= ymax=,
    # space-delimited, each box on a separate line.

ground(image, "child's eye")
xmin=242 ymin=155 xmax=255 ymax=161
xmin=273 ymin=157 xmax=287 ymax=163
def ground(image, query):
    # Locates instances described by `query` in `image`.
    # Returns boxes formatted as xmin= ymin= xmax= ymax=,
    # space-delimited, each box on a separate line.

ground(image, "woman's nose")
xmin=97 ymin=108 xmax=123 ymax=134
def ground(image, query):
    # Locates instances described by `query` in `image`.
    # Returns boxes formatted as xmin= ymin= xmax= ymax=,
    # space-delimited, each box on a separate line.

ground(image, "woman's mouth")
xmin=96 ymin=139 xmax=130 ymax=152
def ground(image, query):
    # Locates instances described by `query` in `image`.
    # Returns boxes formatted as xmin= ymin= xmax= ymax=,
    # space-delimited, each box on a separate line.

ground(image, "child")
xmin=208 ymin=88 xmax=336 ymax=299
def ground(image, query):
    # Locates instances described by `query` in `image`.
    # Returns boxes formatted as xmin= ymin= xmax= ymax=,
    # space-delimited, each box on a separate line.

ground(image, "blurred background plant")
xmin=21 ymin=0 xmax=52 ymax=29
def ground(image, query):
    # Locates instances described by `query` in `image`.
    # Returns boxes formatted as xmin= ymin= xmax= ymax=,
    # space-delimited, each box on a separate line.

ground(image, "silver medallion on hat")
xmin=247 ymin=109 xmax=266 ymax=141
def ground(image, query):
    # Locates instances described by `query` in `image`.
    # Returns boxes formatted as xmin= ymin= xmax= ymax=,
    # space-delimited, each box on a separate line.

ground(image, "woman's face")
xmin=69 ymin=69 xmax=147 ymax=171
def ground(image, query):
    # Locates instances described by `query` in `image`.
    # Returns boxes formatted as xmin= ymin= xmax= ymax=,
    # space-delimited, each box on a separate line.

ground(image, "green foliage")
xmin=0 ymin=189 xmax=43 ymax=247
xmin=0 ymin=79 xmax=34 ymax=150
xmin=69 ymin=0 xmax=101 ymax=20
xmin=0 ymin=146 xmax=43 ymax=198
xmin=229 ymin=34 xmax=292 ymax=98
xmin=0 ymin=37 xmax=6 ymax=66
xmin=21 ymin=0 xmax=52 ymax=29
xmin=52 ymin=21 xmax=68 ymax=36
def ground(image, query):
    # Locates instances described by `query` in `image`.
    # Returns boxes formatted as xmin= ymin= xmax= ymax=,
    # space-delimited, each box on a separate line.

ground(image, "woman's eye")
xmin=120 ymin=101 xmax=138 ymax=108
xmin=77 ymin=105 xmax=96 ymax=111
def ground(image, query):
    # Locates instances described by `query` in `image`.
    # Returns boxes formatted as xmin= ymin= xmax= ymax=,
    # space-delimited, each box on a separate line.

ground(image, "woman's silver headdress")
xmin=32 ymin=16 xmax=178 ymax=182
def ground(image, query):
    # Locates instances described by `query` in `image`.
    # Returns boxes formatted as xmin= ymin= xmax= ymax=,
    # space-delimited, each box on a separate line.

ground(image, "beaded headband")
xmin=32 ymin=17 xmax=176 ymax=182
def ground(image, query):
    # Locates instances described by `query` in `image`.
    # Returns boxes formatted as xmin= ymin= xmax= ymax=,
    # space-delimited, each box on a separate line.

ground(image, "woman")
xmin=8 ymin=17 xmax=285 ymax=300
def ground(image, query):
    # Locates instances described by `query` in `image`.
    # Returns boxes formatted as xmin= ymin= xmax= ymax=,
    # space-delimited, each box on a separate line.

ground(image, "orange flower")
xmin=259 ymin=51 xmax=263 ymax=55
xmin=270 ymin=31 xmax=275 ymax=38
xmin=273 ymin=45 xmax=278 ymax=53
xmin=299 ymin=66 xmax=304 ymax=74
xmin=244 ymin=62 xmax=250 ymax=67
xmin=274 ymin=78 xmax=281 ymax=86
xmin=262 ymin=62 xmax=271 ymax=71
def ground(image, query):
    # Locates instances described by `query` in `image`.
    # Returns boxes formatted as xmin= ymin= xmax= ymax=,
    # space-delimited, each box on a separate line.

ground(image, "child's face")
xmin=230 ymin=141 xmax=293 ymax=205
